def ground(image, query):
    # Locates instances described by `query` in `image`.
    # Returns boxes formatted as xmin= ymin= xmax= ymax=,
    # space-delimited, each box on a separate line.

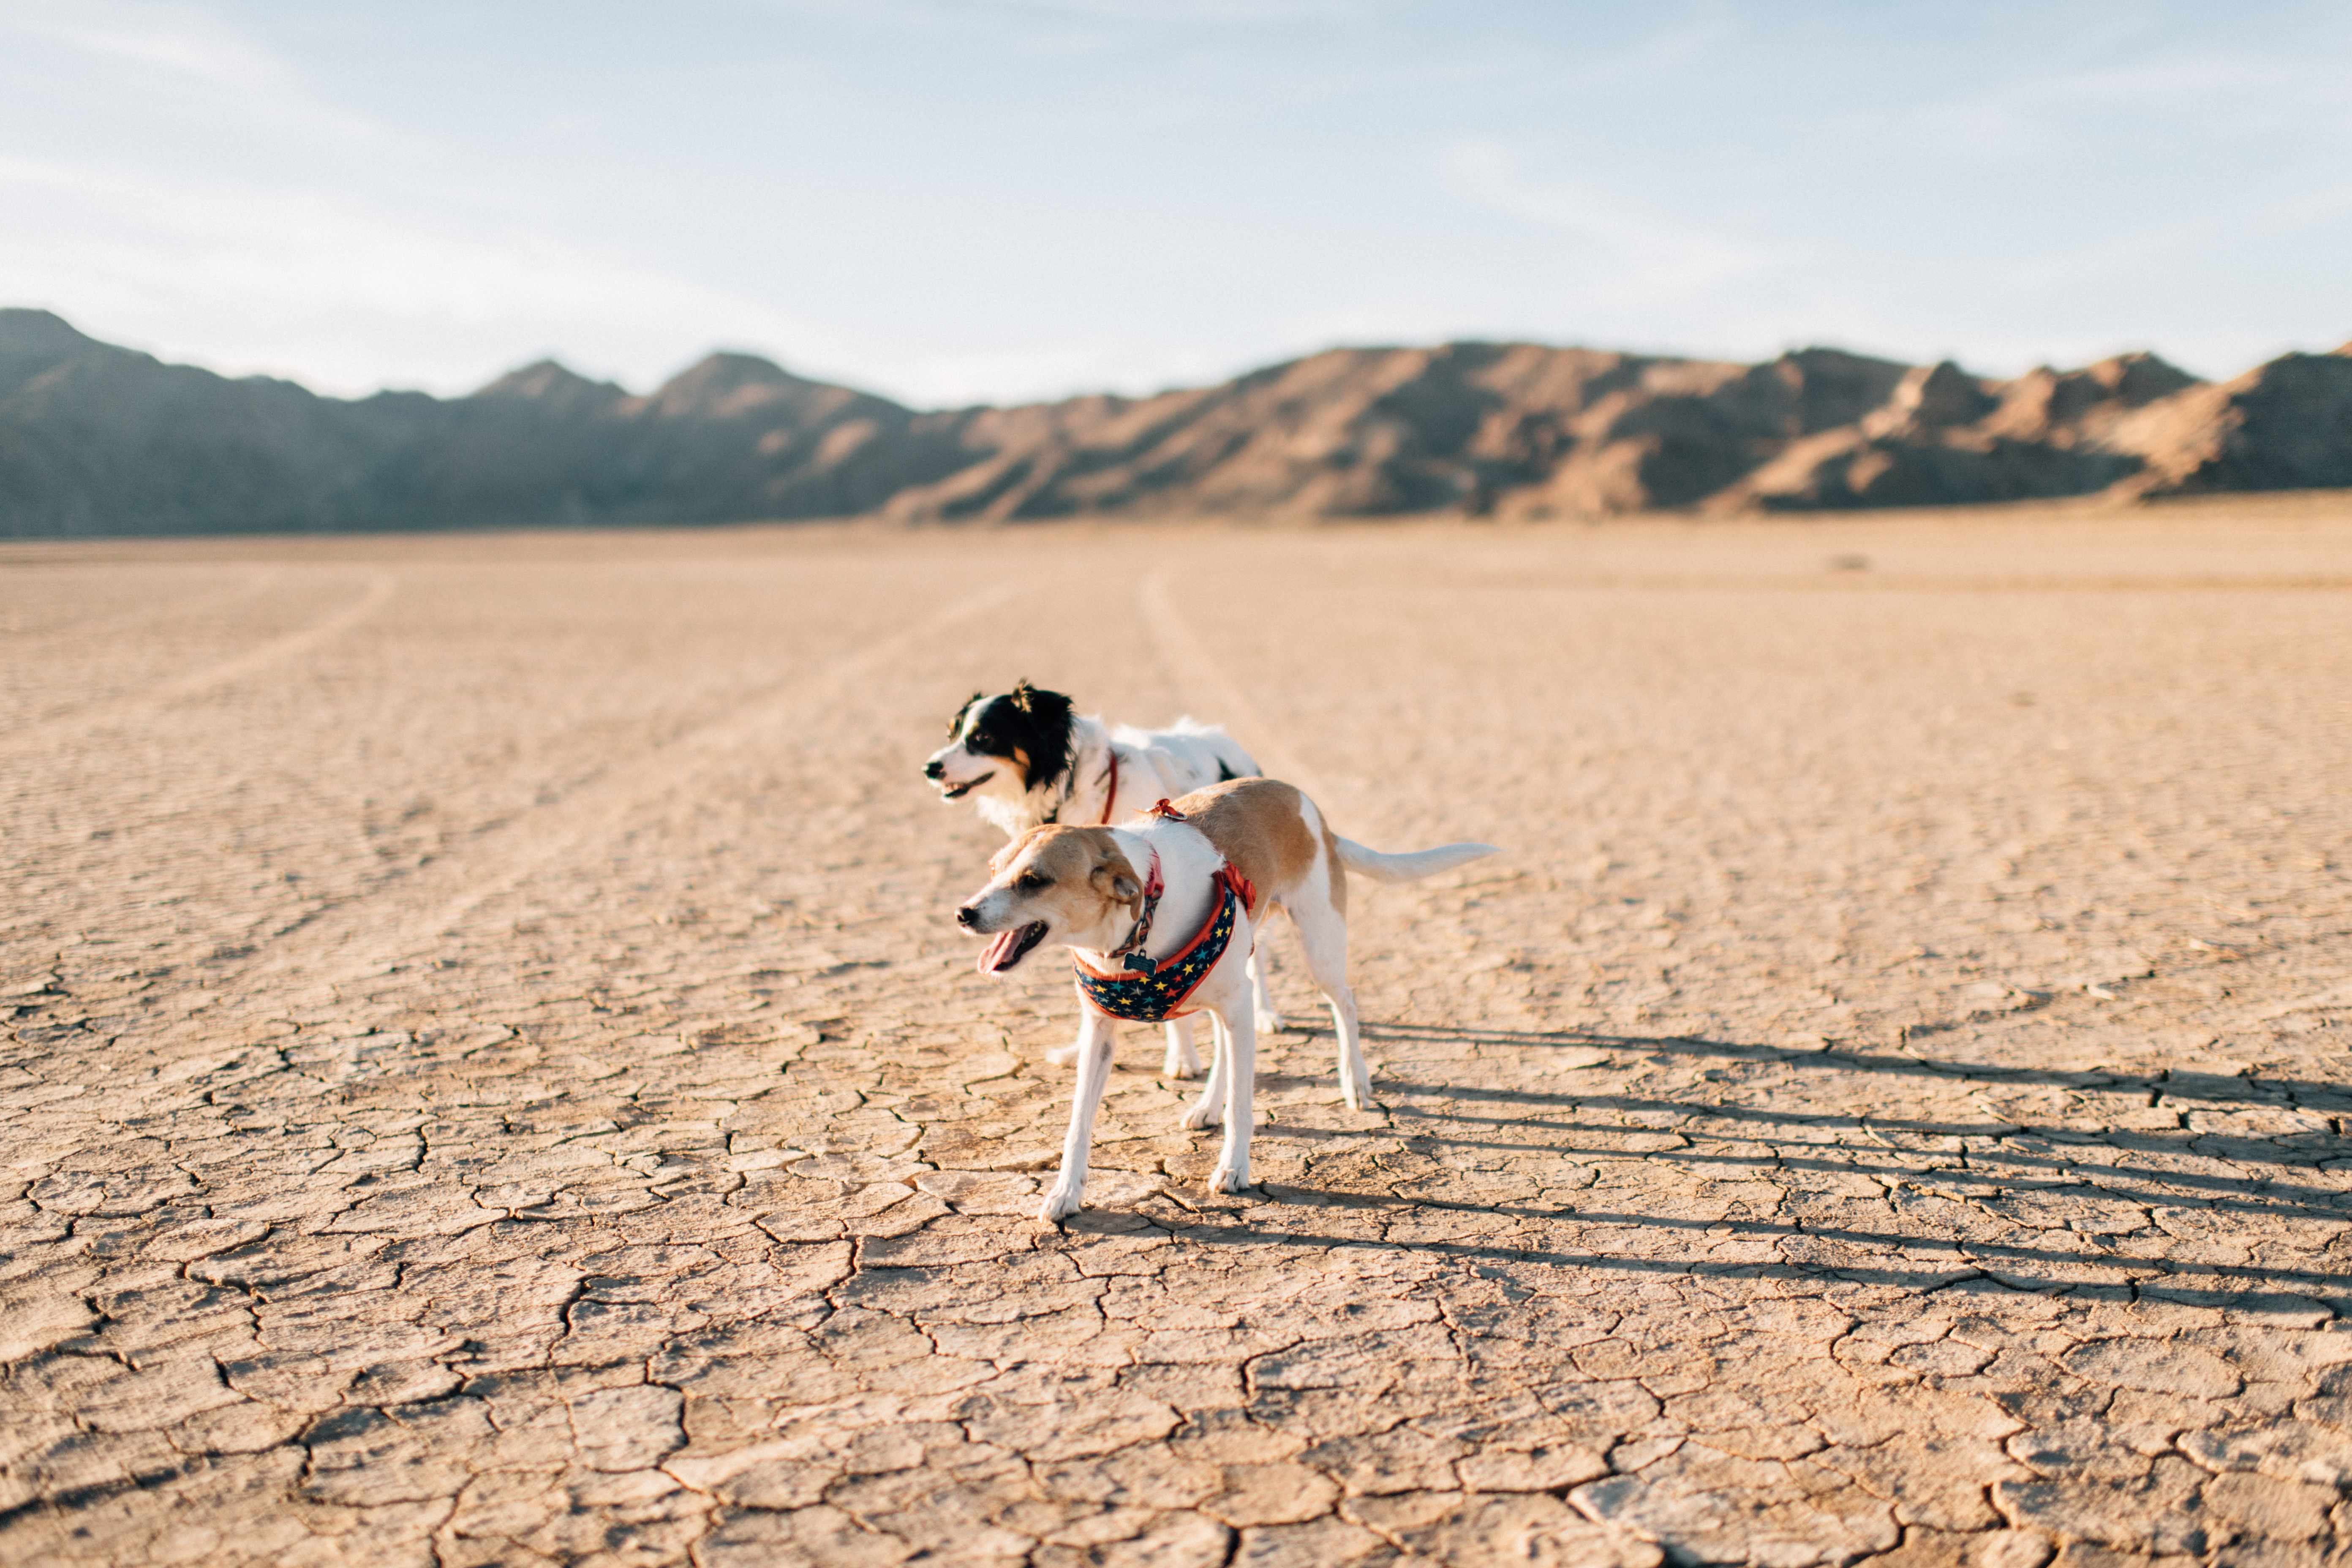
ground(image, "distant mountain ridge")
xmin=3 ymin=307 xmax=2350 ymax=536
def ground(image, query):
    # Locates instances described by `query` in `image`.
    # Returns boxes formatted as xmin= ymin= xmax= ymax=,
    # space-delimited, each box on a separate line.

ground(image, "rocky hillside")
xmin=3 ymin=308 xmax=2349 ymax=535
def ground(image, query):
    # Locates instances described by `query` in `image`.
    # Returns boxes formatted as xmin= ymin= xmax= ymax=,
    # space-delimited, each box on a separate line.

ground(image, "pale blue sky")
xmin=3 ymin=1 xmax=2347 ymax=405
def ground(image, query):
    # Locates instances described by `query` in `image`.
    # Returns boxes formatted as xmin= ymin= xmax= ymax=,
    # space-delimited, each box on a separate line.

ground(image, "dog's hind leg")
xmin=1162 ymin=1017 xmax=1201 ymax=1079
xmin=1288 ymin=898 xmax=1371 ymax=1110
xmin=1181 ymin=1013 xmax=1227 ymax=1130
xmin=1040 ymin=1010 xmax=1117 ymax=1222
xmin=1328 ymin=983 xmax=1368 ymax=1111
xmin=1248 ymin=950 xmax=1284 ymax=1032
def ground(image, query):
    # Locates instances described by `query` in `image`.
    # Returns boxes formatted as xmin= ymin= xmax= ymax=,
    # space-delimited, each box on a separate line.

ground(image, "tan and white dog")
xmin=924 ymin=680 xmax=1274 ymax=1078
xmin=955 ymin=778 xmax=1497 ymax=1220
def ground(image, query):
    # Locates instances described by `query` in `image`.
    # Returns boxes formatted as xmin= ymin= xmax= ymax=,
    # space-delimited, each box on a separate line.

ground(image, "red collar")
xmin=1076 ymin=851 xmax=1258 ymax=1010
xmin=1106 ymin=841 xmax=1165 ymax=966
xmin=1097 ymin=749 xmax=1119 ymax=825
xmin=1099 ymin=825 xmax=1259 ymax=975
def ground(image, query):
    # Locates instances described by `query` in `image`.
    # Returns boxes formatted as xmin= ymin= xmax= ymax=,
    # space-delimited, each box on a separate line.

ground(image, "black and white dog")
xmin=924 ymin=681 xmax=1275 ymax=1073
xmin=924 ymin=681 xmax=1258 ymax=837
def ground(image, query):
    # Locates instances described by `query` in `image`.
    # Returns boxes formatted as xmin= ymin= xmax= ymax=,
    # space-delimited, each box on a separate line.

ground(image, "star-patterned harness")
xmin=1071 ymin=801 xmax=1257 ymax=1023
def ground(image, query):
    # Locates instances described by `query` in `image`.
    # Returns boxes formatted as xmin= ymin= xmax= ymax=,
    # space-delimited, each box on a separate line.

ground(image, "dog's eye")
xmin=1015 ymin=871 xmax=1049 ymax=891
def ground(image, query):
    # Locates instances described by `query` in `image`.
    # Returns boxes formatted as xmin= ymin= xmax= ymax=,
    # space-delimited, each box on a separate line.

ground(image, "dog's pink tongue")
xmin=978 ymin=928 xmax=1025 ymax=974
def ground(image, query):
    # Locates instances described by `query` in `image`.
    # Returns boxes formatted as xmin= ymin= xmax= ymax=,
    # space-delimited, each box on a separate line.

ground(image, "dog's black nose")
xmin=955 ymin=905 xmax=980 ymax=928
xmin=923 ymin=759 xmax=945 ymax=781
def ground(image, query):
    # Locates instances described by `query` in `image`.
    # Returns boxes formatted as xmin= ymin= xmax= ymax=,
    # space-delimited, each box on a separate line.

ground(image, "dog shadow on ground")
xmin=1180 ymin=1019 xmax=2352 ymax=1300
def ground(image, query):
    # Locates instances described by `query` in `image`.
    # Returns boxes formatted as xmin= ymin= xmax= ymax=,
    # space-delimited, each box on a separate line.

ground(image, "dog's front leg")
xmin=1207 ymin=999 xmax=1255 ymax=1195
xmin=1039 ymin=1009 xmax=1116 ymax=1222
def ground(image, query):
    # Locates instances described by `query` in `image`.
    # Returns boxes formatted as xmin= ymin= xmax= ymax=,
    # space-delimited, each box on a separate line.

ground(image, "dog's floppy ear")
xmin=1006 ymin=683 xmax=1075 ymax=790
xmin=1092 ymin=855 xmax=1141 ymax=910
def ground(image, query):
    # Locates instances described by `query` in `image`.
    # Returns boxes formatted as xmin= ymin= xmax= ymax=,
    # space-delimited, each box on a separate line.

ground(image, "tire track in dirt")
xmin=1 ymin=570 xmax=392 ymax=757
xmin=228 ymin=580 xmax=1021 ymax=998
xmin=1139 ymin=569 xmax=1328 ymax=801
xmin=1141 ymin=567 xmax=1355 ymax=1032
xmin=0 ymin=564 xmax=282 ymax=649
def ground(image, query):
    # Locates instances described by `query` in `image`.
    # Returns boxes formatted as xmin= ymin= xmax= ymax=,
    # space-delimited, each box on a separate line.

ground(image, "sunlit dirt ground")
xmin=5 ymin=497 xmax=2352 ymax=1567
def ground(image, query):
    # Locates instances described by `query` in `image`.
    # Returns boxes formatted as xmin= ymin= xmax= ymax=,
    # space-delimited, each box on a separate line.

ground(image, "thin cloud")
xmin=769 ymin=0 xmax=1361 ymax=27
xmin=3 ymin=0 xmax=385 ymax=142
xmin=1437 ymin=138 xmax=1783 ymax=302
xmin=0 ymin=151 xmax=830 ymax=394
xmin=1857 ymin=36 xmax=2350 ymax=156
xmin=8 ymin=0 xmax=282 ymax=89
xmin=981 ymin=0 xmax=1362 ymax=19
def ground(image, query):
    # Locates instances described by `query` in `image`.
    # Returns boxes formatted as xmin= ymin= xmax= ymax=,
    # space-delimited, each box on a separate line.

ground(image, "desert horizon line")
xmin=8 ymin=305 xmax=2352 ymax=538
xmin=13 ymin=303 xmax=2350 ymax=414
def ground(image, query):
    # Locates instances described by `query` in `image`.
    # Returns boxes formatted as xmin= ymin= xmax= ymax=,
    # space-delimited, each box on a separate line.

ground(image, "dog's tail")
xmin=1334 ymin=837 xmax=1500 ymax=885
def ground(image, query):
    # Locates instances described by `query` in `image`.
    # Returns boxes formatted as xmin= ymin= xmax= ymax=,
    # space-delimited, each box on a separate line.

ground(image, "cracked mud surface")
xmin=5 ymin=503 xmax=2352 ymax=1568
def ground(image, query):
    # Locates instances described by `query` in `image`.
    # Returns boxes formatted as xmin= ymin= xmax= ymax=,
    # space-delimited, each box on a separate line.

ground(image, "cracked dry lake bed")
xmin=5 ymin=502 xmax=2352 ymax=1568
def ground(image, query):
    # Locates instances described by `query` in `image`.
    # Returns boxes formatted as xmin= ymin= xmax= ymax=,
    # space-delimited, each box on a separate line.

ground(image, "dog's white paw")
xmin=1162 ymin=1054 xmax=1197 ymax=1081
xmin=1037 ymin=1185 xmax=1083 ymax=1222
xmin=1256 ymin=1009 xmax=1287 ymax=1032
xmin=1045 ymin=1043 xmax=1081 ymax=1067
xmin=1208 ymin=1161 xmax=1251 ymax=1195
xmin=1181 ymin=1101 xmax=1222 ymax=1130
xmin=1341 ymin=1073 xmax=1374 ymax=1111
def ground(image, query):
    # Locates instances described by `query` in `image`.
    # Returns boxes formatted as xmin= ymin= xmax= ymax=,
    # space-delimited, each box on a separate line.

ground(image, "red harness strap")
xmin=1096 ymin=751 xmax=1120 ymax=825
xmin=1073 ymin=849 xmax=1257 ymax=1021
xmin=1213 ymin=863 xmax=1259 ymax=920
